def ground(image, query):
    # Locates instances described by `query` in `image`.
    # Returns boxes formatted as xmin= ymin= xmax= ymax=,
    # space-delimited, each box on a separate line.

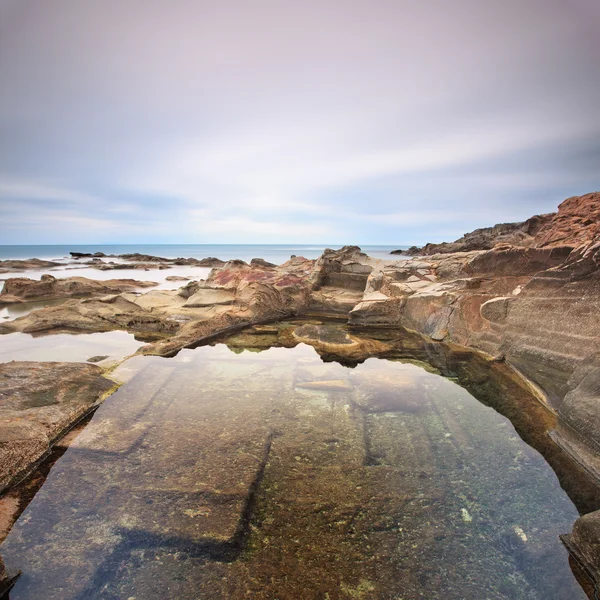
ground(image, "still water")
xmin=0 ymin=324 xmax=586 ymax=599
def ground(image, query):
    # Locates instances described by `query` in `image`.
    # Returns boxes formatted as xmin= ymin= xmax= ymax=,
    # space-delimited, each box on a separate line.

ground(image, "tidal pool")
xmin=0 ymin=330 xmax=144 ymax=364
xmin=0 ymin=323 xmax=592 ymax=599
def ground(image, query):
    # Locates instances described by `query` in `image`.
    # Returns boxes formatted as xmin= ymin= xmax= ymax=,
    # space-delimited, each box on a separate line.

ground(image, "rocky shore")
xmin=0 ymin=191 xmax=599 ymax=592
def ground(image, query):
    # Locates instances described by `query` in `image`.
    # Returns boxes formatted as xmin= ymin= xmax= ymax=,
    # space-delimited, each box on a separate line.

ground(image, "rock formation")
xmin=0 ymin=275 xmax=157 ymax=303
xmin=0 ymin=362 xmax=115 ymax=492
xmin=398 ymin=191 xmax=599 ymax=256
xmin=1 ymin=191 xmax=599 ymax=590
xmin=0 ymin=258 xmax=62 ymax=274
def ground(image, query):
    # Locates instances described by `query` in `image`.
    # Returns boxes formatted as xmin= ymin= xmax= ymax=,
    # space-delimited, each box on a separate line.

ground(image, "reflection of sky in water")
xmin=1 ymin=341 xmax=586 ymax=600
xmin=0 ymin=330 xmax=144 ymax=364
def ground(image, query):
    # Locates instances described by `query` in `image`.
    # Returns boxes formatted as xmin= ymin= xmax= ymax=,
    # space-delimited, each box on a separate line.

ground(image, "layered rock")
xmin=0 ymin=274 xmax=157 ymax=303
xmin=0 ymin=362 xmax=115 ymax=492
xmin=399 ymin=213 xmax=554 ymax=255
xmin=0 ymin=258 xmax=61 ymax=274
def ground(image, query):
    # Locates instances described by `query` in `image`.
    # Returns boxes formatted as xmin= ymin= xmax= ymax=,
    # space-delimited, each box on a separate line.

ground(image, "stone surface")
xmin=0 ymin=361 xmax=115 ymax=492
xmin=1 ymin=275 xmax=156 ymax=301
xmin=0 ymin=259 xmax=62 ymax=274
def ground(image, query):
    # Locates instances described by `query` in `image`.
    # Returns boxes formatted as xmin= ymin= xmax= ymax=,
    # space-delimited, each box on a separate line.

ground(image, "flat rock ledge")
xmin=0 ymin=362 xmax=116 ymax=492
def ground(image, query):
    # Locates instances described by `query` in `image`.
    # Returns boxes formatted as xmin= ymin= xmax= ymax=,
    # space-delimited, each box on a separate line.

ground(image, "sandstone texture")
xmin=0 ymin=274 xmax=156 ymax=303
xmin=0 ymin=361 xmax=115 ymax=492
xmin=400 ymin=191 xmax=599 ymax=256
xmin=0 ymin=259 xmax=61 ymax=274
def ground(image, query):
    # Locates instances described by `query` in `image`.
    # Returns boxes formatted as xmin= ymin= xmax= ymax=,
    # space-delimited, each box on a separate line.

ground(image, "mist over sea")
xmin=0 ymin=244 xmax=407 ymax=265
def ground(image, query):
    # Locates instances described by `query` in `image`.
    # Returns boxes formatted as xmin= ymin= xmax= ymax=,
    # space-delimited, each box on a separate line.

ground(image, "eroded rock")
xmin=0 ymin=361 xmax=115 ymax=492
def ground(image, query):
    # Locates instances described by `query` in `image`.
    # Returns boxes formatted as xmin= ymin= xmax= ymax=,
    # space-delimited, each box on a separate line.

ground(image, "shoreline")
xmin=1 ymin=191 xmax=599 ymax=592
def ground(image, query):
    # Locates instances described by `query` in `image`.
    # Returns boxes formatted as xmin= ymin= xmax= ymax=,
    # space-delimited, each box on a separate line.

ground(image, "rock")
xmin=87 ymin=355 xmax=109 ymax=363
xmin=0 ymin=258 xmax=61 ymax=274
xmin=0 ymin=361 xmax=115 ymax=492
xmin=294 ymin=323 xmax=353 ymax=345
xmin=70 ymin=251 xmax=105 ymax=259
xmin=535 ymin=192 xmax=600 ymax=248
xmin=296 ymin=379 xmax=353 ymax=392
xmin=0 ymin=296 xmax=179 ymax=336
xmin=193 ymin=257 xmax=226 ymax=267
xmin=165 ymin=275 xmax=192 ymax=282
xmin=562 ymin=511 xmax=600 ymax=591
xmin=184 ymin=288 xmax=236 ymax=307
xmin=406 ymin=213 xmax=555 ymax=255
xmin=313 ymin=246 xmax=374 ymax=291
xmin=0 ymin=275 xmax=157 ymax=301
xmin=117 ymin=253 xmax=171 ymax=263
xmin=250 ymin=258 xmax=277 ymax=268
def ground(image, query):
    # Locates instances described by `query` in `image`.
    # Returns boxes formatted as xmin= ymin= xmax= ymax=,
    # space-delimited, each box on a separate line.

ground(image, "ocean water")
xmin=0 ymin=244 xmax=407 ymax=264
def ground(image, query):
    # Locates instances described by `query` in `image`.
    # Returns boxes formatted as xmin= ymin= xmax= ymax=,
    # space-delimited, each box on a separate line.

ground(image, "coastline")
xmin=0 ymin=191 xmax=599 ymax=594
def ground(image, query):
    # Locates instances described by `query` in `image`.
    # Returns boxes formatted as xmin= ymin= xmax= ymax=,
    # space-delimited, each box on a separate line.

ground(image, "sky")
xmin=0 ymin=0 xmax=599 ymax=246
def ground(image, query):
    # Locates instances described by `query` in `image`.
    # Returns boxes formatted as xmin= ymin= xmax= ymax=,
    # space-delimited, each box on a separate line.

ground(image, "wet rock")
xmin=0 ymin=361 xmax=115 ymax=492
xmin=1 ymin=275 xmax=157 ymax=301
xmin=562 ymin=511 xmax=600 ymax=592
xmin=405 ymin=213 xmax=555 ymax=256
xmin=294 ymin=323 xmax=354 ymax=345
xmin=87 ymin=355 xmax=109 ymax=363
xmin=184 ymin=288 xmax=236 ymax=307
xmin=535 ymin=192 xmax=600 ymax=248
xmin=0 ymin=295 xmax=178 ymax=336
xmin=0 ymin=258 xmax=61 ymax=274
xmin=250 ymin=258 xmax=277 ymax=268
xmin=313 ymin=246 xmax=374 ymax=291
xmin=165 ymin=275 xmax=192 ymax=281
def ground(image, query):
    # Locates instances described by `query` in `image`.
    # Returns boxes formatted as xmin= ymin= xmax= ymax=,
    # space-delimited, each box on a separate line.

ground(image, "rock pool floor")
xmin=0 ymin=323 xmax=591 ymax=599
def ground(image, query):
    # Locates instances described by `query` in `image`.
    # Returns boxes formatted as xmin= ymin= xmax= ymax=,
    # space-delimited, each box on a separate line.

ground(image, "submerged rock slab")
xmin=0 ymin=361 xmax=115 ymax=492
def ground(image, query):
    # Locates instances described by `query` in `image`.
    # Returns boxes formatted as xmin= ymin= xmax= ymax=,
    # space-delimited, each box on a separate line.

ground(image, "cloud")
xmin=0 ymin=0 xmax=599 ymax=245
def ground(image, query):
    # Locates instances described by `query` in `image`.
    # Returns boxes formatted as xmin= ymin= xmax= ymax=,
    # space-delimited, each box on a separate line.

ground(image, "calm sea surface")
xmin=0 ymin=244 xmax=407 ymax=264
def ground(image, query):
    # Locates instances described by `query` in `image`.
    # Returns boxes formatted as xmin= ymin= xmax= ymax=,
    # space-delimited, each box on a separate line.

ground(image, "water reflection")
xmin=0 ymin=330 xmax=144 ymax=364
xmin=0 ymin=324 xmax=592 ymax=599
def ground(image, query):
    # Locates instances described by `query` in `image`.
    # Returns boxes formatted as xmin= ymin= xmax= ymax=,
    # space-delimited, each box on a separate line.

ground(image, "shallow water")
xmin=0 ymin=330 xmax=144 ymax=364
xmin=0 ymin=322 xmax=588 ymax=599
xmin=0 ymin=298 xmax=68 ymax=320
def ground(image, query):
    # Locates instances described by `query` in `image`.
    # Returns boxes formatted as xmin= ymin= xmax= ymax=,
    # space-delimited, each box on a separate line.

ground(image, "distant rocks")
xmin=67 ymin=251 xmax=226 ymax=270
xmin=397 ymin=191 xmax=599 ymax=257
xmin=0 ymin=275 xmax=157 ymax=303
xmin=0 ymin=258 xmax=62 ymax=274
xmin=70 ymin=252 xmax=106 ymax=259
xmin=397 ymin=213 xmax=555 ymax=256
xmin=0 ymin=361 xmax=115 ymax=492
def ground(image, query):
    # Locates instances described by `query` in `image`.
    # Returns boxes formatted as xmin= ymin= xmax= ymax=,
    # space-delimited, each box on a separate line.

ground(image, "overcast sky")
xmin=1 ymin=0 xmax=599 ymax=245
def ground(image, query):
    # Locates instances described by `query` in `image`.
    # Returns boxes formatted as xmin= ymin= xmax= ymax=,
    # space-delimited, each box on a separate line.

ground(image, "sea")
xmin=0 ymin=244 xmax=407 ymax=265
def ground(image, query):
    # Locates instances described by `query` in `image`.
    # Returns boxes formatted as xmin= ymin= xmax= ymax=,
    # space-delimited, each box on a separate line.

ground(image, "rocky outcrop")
xmin=1 ymin=193 xmax=600 ymax=589
xmin=400 ymin=191 xmax=599 ymax=257
xmin=0 ymin=275 xmax=157 ymax=303
xmin=70 ymin=252 xmax=106 ymax=259
xmin=0 ymin=258 xmax=62 ymax=274
xmin=0 ymin=361 xmax=115 ymax=492
xmin=399 ymin=213 xmax=554 ymax=255
xmin=535 ymin=192 xmax=600 ymax=248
